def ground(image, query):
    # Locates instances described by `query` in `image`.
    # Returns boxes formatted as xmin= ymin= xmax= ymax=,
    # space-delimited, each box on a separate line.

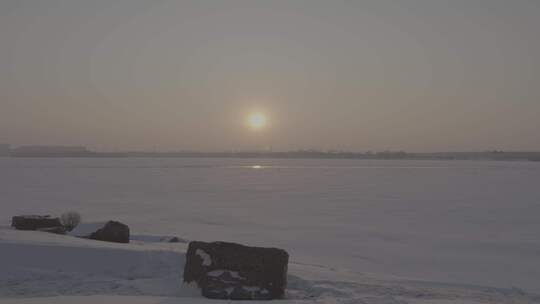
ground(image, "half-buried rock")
xmin=184 ymin=241 xmax=289 ymax=300
xmin=69 ymin=221 xmax=130 ymax=243
xmin=11 ymin=215 xmax=62 ymax=231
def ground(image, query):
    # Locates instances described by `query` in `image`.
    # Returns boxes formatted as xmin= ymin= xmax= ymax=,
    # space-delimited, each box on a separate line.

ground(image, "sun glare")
xmin=247 ymin=112 xmax=267 ymax=130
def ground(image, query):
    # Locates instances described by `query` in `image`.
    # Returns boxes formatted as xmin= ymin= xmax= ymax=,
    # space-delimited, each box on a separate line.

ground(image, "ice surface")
xmin=1 ymin=158 xmax=540 ymax=303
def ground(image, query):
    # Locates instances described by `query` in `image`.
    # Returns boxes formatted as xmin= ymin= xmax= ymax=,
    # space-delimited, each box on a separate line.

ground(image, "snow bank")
xmin=0 ymin=228 xmax=538 ymax=304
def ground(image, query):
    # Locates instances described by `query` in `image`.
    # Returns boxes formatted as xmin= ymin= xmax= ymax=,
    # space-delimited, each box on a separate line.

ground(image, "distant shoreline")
xmin=4 ymin=150 xmax=540 ymax=162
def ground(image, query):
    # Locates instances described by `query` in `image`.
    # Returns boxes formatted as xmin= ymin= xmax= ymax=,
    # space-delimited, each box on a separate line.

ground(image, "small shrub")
xmin=60 ymin=211 xmax=81 ymax=231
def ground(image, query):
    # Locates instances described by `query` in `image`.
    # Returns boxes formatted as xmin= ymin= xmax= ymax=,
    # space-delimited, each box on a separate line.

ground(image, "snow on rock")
xmin=195 ymin=249 xmax=212 ymax=266
xmin=206 ymin=270 xmax=244 ymax=280
xmin=242 ymin=286 xmax=260 ymax=292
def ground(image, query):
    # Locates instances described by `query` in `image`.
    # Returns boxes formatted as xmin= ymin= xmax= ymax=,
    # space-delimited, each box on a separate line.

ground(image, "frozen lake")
xmin=1 ymin=158 xmax=540 ymax=293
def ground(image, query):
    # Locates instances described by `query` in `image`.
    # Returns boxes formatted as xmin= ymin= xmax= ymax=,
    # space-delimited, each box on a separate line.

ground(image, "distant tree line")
xmin=3 ymin=145 xmax=540 ymax=161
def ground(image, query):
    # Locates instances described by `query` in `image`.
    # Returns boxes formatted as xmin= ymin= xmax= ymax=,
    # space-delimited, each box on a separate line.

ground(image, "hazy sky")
xmin=1 ymin=0 xmax=539 ymax=152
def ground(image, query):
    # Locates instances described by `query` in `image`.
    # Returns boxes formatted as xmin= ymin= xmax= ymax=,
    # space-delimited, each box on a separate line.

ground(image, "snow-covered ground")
xmin=1 ymin=158 xmax=540 ymax=303
xmin=1 ymin=228 xmax=537 ymax=303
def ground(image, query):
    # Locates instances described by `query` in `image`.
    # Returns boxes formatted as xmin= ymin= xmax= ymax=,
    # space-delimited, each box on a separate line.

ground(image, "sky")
xmin=1 ymin=0 xmax=539 ymax=152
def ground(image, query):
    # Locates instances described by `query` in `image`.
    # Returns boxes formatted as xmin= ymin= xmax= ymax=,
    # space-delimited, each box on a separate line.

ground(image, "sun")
xmin=247 ymin=112 xmax=267 ymax=130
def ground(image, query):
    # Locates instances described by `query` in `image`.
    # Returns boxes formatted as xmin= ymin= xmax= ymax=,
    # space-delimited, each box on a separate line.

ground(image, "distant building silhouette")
xmin=0 ymin=144 xmax=10 ymax=157
xmin=11 ymin=145 xmax=95 ymax=157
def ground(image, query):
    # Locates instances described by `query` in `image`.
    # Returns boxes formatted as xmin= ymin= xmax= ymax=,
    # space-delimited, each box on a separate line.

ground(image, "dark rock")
xmin=169 ymin=236 xmax=183 ymax=243
xmin=37 ymin=226 xmax=67 ymax=235
xmin=87 ymin=221 xmax=130 ymax=243
xmin=11 ymin=215 xmax=62 ymax=231
xmin=183 ymin=241 xmax=289 ymax=300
